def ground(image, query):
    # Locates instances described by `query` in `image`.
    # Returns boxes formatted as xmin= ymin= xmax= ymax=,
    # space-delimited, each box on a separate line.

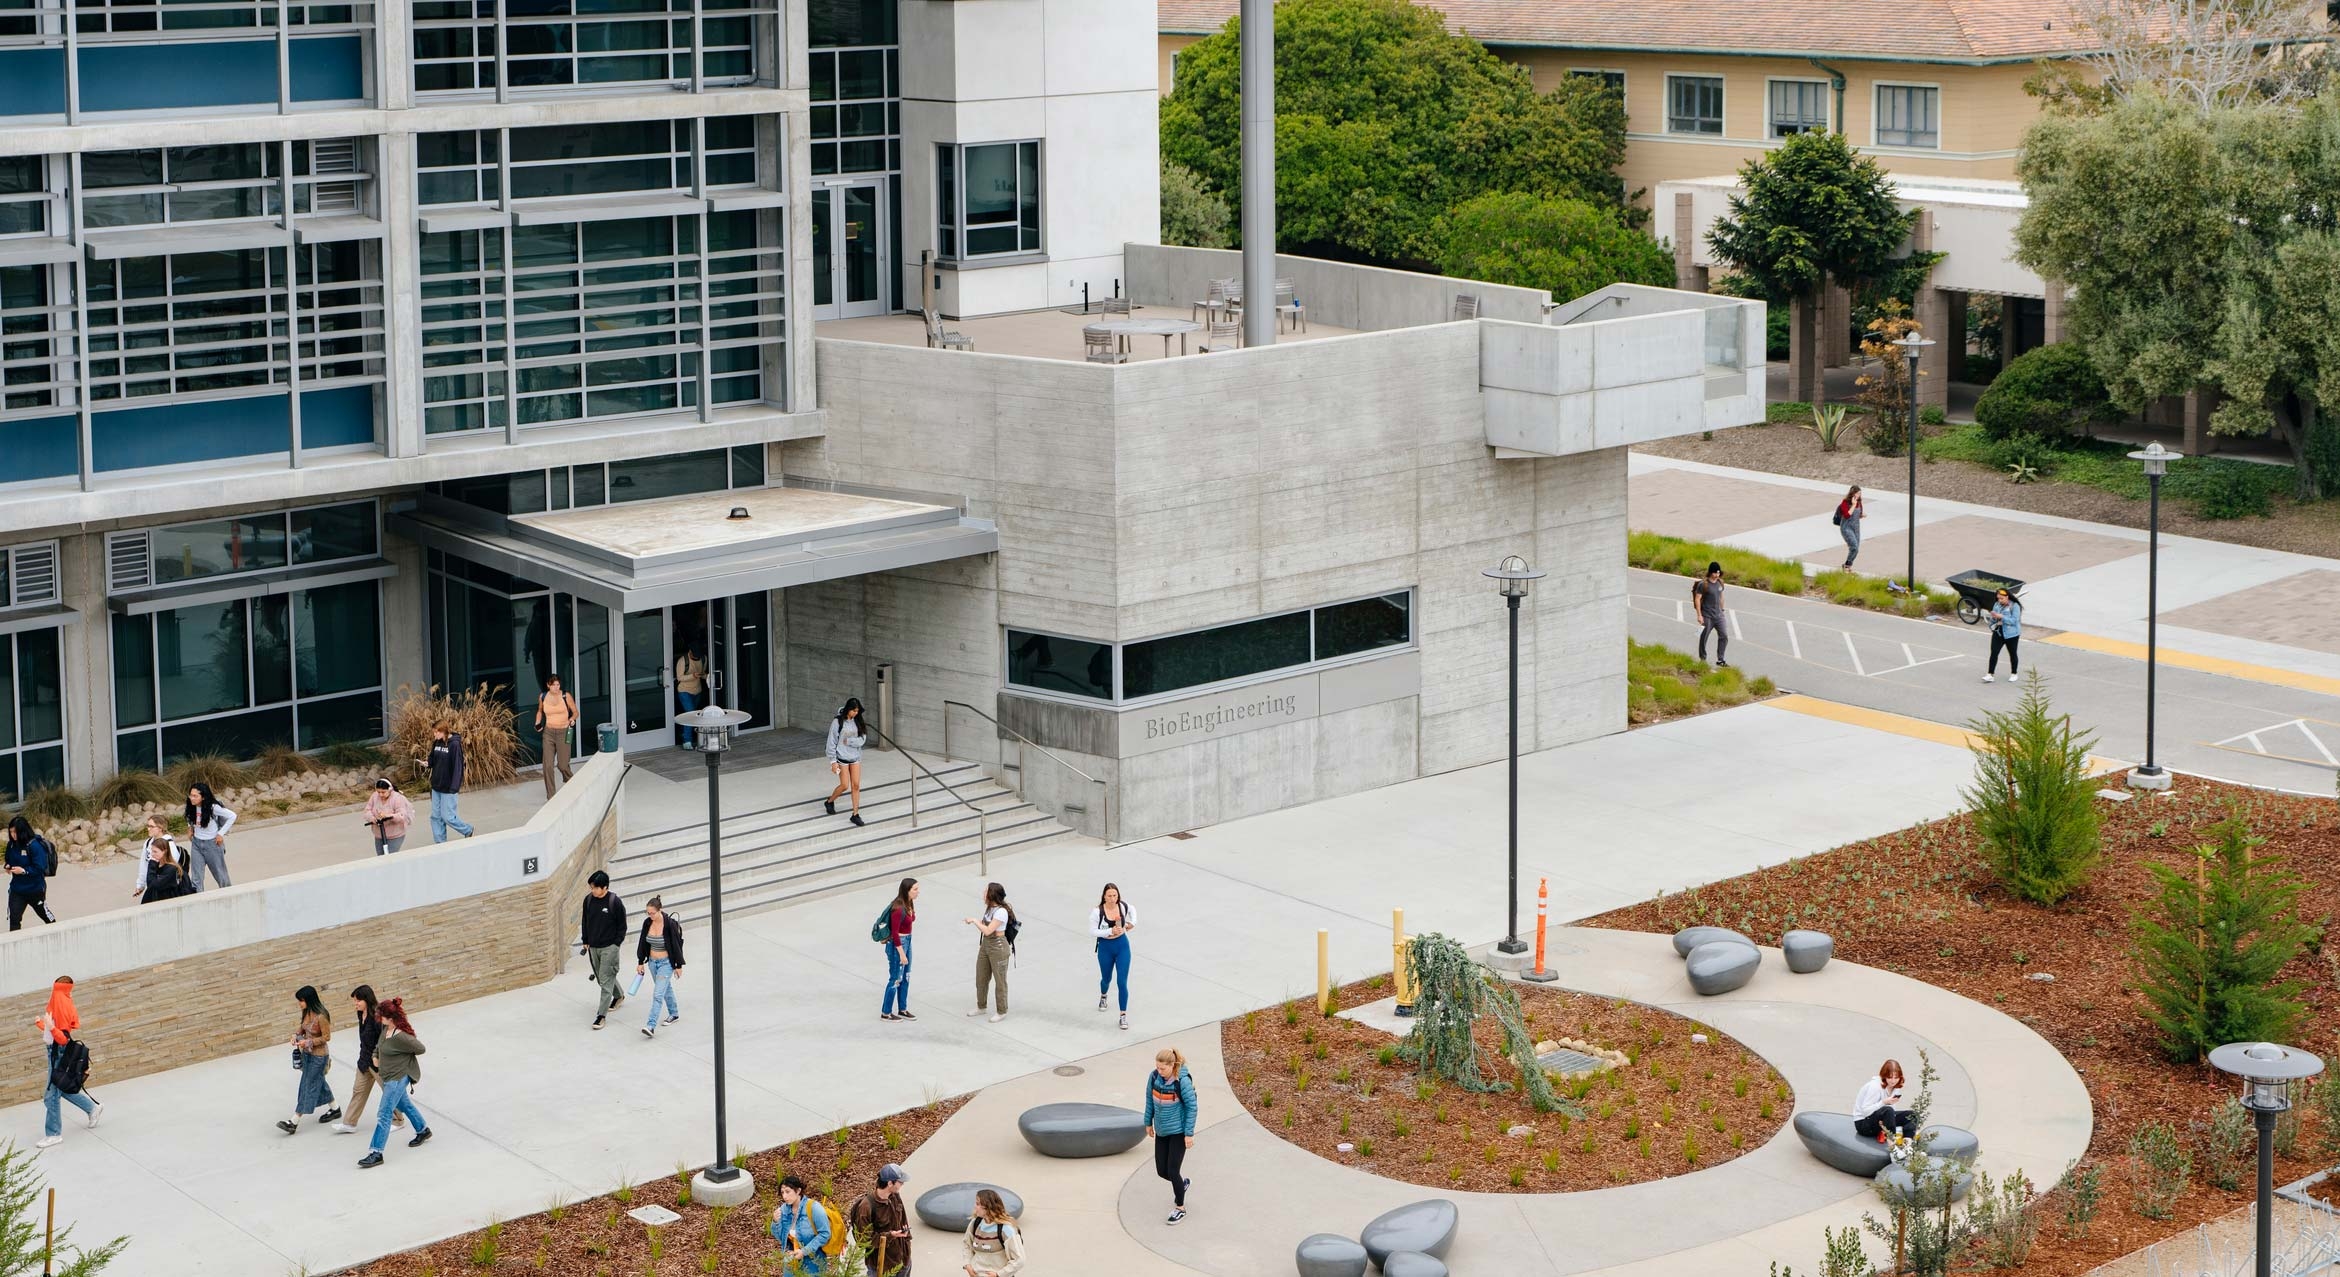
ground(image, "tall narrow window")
xmin=1876 ymin=85 xmax=1940 ymax=148
xmin=1666 ymin=75 xmax=1723 ymax=135
xmin=935 ymin=141 xmax=1041 ymax=261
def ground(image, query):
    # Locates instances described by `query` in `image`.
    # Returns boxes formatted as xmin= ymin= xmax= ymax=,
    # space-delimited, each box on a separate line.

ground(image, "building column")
xmin=61 ymin=531 xmax=112 ymax=787
xmin=1672 ymin=193 xmax=1707 ymax=293
xmin=1787 ymin=292 xmax=1821 ymax=403
xmin=2043 ymin=277 xmax=2068 ymax=346
xmin=2184 ymin=386 xmax=2220 ymax=455
xmin=1822 ymin=280 xmax=1852 ymax=367
xmin=1943 ymin=290 xmax=1968 ymax=384
xmin=1911 ymin=212 xmax=1948 ymax=409
xmin=378 ymin=132 xmax=424 ymax=458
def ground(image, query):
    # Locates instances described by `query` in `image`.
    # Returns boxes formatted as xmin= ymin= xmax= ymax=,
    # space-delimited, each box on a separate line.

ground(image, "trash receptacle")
xmin=597 ymin=722 xmax=619 ymax=754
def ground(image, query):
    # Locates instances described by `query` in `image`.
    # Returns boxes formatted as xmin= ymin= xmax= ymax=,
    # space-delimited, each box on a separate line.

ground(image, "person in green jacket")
xmin=1142 ymin=1047 xmax=1199 ymax=1225
xmin=358 ymin=997 xmax=433 ymax=1169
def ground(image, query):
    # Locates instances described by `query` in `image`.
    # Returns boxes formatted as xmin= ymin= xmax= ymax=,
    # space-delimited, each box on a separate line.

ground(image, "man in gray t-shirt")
xmin=1692 ymin=562 xmax=1729 ymax=667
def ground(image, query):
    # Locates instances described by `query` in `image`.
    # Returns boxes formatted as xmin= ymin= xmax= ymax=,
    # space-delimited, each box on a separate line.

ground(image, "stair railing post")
xmin=910 ymin=761 xmax=919 ymax=827
xmin=979 ymin=808 xmax=989 ymax=875
xmin=1015 ymin=741 xmax=1025 ymax=798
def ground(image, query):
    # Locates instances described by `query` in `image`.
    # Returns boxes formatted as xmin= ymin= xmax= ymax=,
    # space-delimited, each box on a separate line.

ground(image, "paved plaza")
xmin=10 ymin=702 xmax=1986 ymax=1276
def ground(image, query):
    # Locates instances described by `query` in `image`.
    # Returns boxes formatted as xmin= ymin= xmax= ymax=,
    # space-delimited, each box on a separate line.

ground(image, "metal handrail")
xmin=943 ymin=699 xmax=1110 ymax=839
xmin=860 ymin=720 xmax=991 ymax=873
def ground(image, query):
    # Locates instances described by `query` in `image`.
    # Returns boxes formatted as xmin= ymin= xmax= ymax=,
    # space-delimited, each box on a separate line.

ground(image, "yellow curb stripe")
xmin=1765 ymin=694 xmax=2128 ymax=775
xmin=2038 ymin=631 xmax=2340 ymax=699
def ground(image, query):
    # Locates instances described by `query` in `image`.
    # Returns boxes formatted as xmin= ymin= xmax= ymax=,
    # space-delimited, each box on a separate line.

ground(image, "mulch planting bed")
xmin=344 ymin=1097 xmax=964 ymax=1276
xmin=1220 ymin=979 xmax=1790 ymax=1193
xmin=1584 ymin=777 xmax=2340 ymax=1274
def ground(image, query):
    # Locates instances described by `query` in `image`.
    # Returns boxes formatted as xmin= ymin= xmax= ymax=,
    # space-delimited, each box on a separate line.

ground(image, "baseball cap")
xmin=878 ymin=1163 xmax=908 ymax=1186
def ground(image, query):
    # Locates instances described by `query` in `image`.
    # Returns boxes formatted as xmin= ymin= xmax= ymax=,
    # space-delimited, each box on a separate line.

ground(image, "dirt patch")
xmin=1636 ymin=425 xmax=2340 ymax=557
xmin=1220 ymin=980 xmax=1790 ymax=1194
xmin=344 ymin=1098 xmax=965 ymax=1276
xmin=1582 ymin=778 xmax=2340 ymax=1275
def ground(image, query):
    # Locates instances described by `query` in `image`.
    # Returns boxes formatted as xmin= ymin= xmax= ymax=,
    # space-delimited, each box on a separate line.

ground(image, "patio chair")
xmin=1083 ymin=325 xmax=1127 ymax=364
xmin=1193 ymin=277 xmax=1236 ymax=323
xmin=1274 ymin=279 xmax=1305 ymax=333
xmin=1100 ymin=296 xmax=1133 ymax=316
xmin=1200 ymin=317 xmax=1242 ymax=353
xmin=924 ymin=308 xmax=973 ymax=351
xmin=1450 ymin=294 xmax=1480 ymax=321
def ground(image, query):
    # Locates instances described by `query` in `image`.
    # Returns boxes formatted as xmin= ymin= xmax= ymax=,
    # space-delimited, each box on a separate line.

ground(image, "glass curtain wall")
xmin=809 ymin=0 xmax=898 ymax=310
xmin=425 ymin=552 xmax=608 ymax=761
xmin=0 ymin=627 xmax=65 ymax=802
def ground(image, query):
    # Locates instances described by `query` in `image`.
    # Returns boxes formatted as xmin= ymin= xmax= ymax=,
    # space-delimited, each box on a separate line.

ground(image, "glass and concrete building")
xmin=0 ymin=0 xmax=1757 ymax=844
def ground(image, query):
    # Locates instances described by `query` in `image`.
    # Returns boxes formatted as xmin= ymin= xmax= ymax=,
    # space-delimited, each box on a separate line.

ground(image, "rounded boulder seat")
xmin=1360 ymin=1199 xmax=1459 ymax=1267
xmin=1875 ymin=1159 xmax=1975 ymax=1208
xmin=1293 ymin=1233 xmax=1369 ymax=1277
xmin=1672 ymin=926 xmax=1754 ymax=958
xmin=1015 ymin=1102 xmax=1147 ymax=1158
xmin=1919 ymin=1125 xmax=1980 ymax=1165
xmin=1780 ymin=930 xmax=1834 ymax=974
xmin=912 ymin=1182 xmax=1024 ymax=1231
xmin=1792 ymin=1112 xmax=1893 ymax=1177
xmin=1383 ymin=1252 xmax=1450 ymax=1277
xmin=1684 ymin=940 xmax=1760 ymax=996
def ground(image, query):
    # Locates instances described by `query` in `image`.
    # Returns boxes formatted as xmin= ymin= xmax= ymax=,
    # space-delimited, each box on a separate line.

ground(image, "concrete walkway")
xmin=904 ymin=929 xmax=2089 ymax=1277
xmin=4 ymin=701 xmax=1987 ymax=1276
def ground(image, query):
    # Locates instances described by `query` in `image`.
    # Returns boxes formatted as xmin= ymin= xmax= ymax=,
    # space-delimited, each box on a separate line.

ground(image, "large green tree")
xmin=1704 ymin=130 xmax=1915 ymax=397
xmin=2016 ymin=91 xmax=2340 ymax=495
xmin=1433 ymin=192 xmax=1672 ymax=302
xmin=1158 ymin=0 xmax=1628 ymax=265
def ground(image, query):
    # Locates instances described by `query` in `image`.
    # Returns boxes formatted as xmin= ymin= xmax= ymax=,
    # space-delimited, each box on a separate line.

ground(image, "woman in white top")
xmin=1092 ymin=883 xmax=1134 ymax=1030
xmin=130 ymin=815 xmax=190 ymax=900
xmin=184 ymin=783 xmax=237 ymax=891
xmin=1852 ymin=1058 xmax=1914 ymax=1142
xmin=823 ymin=698 xmax=869 ymax=827
xmin=963 ymin=881 xmax=1015 ymax=1022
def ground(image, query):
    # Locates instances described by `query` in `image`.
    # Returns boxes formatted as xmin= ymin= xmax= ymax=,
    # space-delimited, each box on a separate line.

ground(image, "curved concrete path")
xmin=903 ymin=928 xmax=2091 ymax=1277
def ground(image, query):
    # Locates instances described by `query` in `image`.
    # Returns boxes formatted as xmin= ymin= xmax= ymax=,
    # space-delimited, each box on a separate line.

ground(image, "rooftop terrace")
xmin=818 ymin=303 xmax=1359 ymax=363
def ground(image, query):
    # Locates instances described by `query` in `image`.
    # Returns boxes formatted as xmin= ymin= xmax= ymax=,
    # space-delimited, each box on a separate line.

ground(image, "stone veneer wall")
xmin=0 ymin=757 xmax=621 ymax=1107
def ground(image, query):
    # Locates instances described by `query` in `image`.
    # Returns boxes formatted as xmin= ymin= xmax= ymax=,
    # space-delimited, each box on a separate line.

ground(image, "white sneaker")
xmin=1119 ymin=1013 xmax=1130 ymax=1030
xmin=1098 ymin=994 xmax=1108 ymax=1012
xmin=35 ymin=1136 xmax=61 ymax=1149
xmin=988 ymin=1012 xmax=1005 ymax=1023
xmin=1981 ymin=674 xmax=1993 ymax=683
xmin=330 ymin=1123 xmax=357 ymax=1135
xmin=966 ymin=1008 xmax=988 ymax=1017
xmin=86 ymin=1102 xmax=103 ymax=1129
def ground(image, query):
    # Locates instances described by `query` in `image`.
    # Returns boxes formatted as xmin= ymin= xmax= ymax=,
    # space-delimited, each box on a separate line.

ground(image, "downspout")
xmin=1808 ymin=58 xmax=1848 ymax=133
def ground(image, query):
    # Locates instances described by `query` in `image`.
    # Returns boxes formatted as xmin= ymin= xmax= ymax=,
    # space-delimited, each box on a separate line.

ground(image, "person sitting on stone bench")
xmin=1853 ymin=1058 xmax=1916 ymax=1146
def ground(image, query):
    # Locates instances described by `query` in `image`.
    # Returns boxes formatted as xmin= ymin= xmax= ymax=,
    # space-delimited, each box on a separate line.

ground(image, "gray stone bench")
xmin=1781 ymin=930 xmax=1833 ymax=974
xmin=1384 ymin=1252 xmax=1450 ymax=1277
xmin=1015 ymin=1102 xmax=1146 ymax=1158
xmin=1294 ymin=1233 xmax=1368 ymax=1277
xmin=1793 ymin=1113 xmax=1981 ymax=1178
xmin=913 ymin=1182 xmax=1023 ymax=1231
xmin=1361 ymin=1200 xmax=1458 ymax=1268
xmin=1673 ymin=926 xmax=1752 ymax=957
xmin=1685 ymin=939 xmax=1759 ymax=995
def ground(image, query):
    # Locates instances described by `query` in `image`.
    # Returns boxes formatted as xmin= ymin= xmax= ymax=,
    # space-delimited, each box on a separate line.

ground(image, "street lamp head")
xmin=1483 ymin=554 xmax=1546 ymax=599
xmin=1893 ymin=333 xmax=1936 ymax=365
xmin=673 ymin=706 xmax=753 ymax=754
xmin=2126 ymin=441 xmax=2181 ymax=478
xmin=2209 ymin=1040 xmax=2324 ymax=1113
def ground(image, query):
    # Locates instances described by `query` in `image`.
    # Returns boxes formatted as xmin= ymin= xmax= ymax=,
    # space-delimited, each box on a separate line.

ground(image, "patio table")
xmin=1091 ymin=317 xmax=1202 ymax=359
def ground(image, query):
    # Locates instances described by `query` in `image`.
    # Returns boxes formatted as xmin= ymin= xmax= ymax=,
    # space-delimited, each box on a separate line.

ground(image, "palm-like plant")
xmin=1805 ymin=403 xmax=1852 ymax=452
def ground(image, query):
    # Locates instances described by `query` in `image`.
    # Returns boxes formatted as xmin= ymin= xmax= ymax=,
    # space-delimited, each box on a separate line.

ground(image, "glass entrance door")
xmin=620 ymin=608 xmax=670 ymax=753
xmin=813 ymin=181 xmax=887 ymax=320
xmin=618 ymin=596 xmax=772 ymax=751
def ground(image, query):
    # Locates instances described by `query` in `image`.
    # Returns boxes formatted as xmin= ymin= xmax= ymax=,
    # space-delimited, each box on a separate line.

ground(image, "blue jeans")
xmin=369 ymin=1075 xmax=428 ymax=1153
xmin=429 ymin=790 xmax=472 ymax=842
xmin=1097 ymin=934 xmax=1132 ymax=1012
xmin=644 ymin=957 xmax=678 ymax=1029
xmin=43 ymin=1043 xmax=94 ymax=1138
xmin=883 ymin=935 xmax=912 ymax=1015
xmin=676 ymin=690 xmax=704 ymax=745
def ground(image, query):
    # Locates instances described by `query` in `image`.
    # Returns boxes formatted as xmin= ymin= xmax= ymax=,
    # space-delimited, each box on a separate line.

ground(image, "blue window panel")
xmin=300 ymin=385 xmax=375 ymax=449
xmin=81 ymin=43 xmax=279 ymax=110
xmin=1 ymin=415 xmax=77 ymax=480
xmin=291 ymin=36 xmax=365 ymax=102
xmin=0 ymin=50 xmax=67 ymax=119
xmin=94 ymin=395 xmax=290 ymax=471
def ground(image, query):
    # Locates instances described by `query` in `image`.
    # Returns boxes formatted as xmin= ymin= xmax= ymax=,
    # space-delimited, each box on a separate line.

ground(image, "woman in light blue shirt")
xmin=823 ymin=697 xmax=869 ymax=826
xmin=1983 ymin=588 xmax=2022 ymax=683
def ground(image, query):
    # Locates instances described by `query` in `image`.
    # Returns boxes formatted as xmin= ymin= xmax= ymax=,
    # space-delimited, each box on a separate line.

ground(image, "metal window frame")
xmin=0 ymin=0 xmax=377 ymax=121
xmin=104 ymin=497 xmax=382 ymax=596
xmin=1664 ymin=73 xmax=1724 ymax=136
xmin=409 ymin=0 xmax=775 ymax=101
xmin=935 ymin=139 xmax=1042 ymax=262
xmin=1765 ymin=77 xmax=1831 ymax=138
xmin=0 ymin=626 xmax=71 ymax=796
xmin=1872 ymin=81 xmax=1942 ymax=150
xmin=807 ymin=44 xmax=899 ymax=180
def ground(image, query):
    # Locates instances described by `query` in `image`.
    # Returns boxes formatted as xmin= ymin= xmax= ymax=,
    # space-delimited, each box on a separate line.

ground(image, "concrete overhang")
xmin=106 ymin=558 xmax=398 ymax=616
xmin=390 ymin=484 xmax=999 ymax=612
xmin=0 ymin=604 xmax=76 ymax=637
xmin=1481 ymin=285 xmax=1765 ymax=457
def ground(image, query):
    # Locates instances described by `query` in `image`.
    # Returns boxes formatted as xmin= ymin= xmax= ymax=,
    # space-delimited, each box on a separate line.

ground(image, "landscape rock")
xmin=1294 ymin=1233 xmax=1368 ymax=1277
xmin=1360 ymin=1200 xmax=1459 ymax=1267
xmin=1781 ymin=930 xmax=1833 ymax=974
xmin=1685 ymin=940 xmax=1760 ymax=996
xmin=1672 ymin=926 xmax=1753 ymax=957
xmin=1015 ymin=1102 xmax=1146 ymax=1158
xmin=912 ymin=1182 xmax=1023 ymax=1231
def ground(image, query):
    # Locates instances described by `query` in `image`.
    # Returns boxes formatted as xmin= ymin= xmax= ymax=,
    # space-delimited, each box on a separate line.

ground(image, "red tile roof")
xmin=1158 ymin=0 xmax=2100 ymax=62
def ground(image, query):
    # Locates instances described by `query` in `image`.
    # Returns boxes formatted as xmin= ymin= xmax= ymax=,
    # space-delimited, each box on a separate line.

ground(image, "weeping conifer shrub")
xmin=1961 ymin=671 xmax=2102 ymax=906
xmin=1395 ymin=933 xmax=1578 ymax=1116
xmin=2129 ymin=813 xmax=2318 ymax=1063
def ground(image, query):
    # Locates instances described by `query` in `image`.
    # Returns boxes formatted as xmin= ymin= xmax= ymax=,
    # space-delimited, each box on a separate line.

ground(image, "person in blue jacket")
xmin=770 ymin=1174 xmax=832 ymax=1274
xmin=6 ymin=816 xmax=58 ymax=930
xmin=1983 ymin=587 xmax=2023 ymax=684
xmin=1142 ymin=1046 xmax=1199 ymax=1225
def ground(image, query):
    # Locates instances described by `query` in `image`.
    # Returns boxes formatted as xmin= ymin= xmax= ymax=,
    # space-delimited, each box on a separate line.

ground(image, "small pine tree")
xmin=2129 ymin=813 xmax=2319 ymax=1062
xmin=0 ymin=1141 xmax=128 ymax=1275
xmin=1961 ymin=672 xmax=2102 ymax=906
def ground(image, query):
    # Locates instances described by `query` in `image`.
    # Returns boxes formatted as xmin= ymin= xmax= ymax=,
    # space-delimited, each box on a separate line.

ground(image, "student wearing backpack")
xmin=848 ymin=1164 xmax=913 ymax=1277
xmin=963 ymin=881 xmax=1016 ymax=1022
xmin=1142 ymin=1047 xmax=1199 ymax=1225
xmin=33 ymin=976 xmax=100 ymax=1149
xmin=636 ymin=896 xmax=684 ymax=1039
xmin=130 ymin=815 xmax=191 ymax=902
xmin=879 ymin=878 xmax=917 ymax=1022
xmin=5 ymin=816 xmax=59 ymax=929
xmin=770 ymin=1174 xmax=834 ymax=1274
xmin=960 ymin=1187 xmax=1025 ymax=1275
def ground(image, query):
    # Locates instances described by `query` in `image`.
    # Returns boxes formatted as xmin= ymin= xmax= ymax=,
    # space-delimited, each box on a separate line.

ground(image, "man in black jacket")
xmin=425 ymin=722 xmax=474 ymax=842
xmin=577 ymin=870 xmax=628 ymax=1029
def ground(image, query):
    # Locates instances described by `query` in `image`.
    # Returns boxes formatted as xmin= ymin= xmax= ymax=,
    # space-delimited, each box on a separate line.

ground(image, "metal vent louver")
xmin=7 ymin=543 xmax=58 ymax=605
xmin=108 ymin=533 xmax=151 ymax=593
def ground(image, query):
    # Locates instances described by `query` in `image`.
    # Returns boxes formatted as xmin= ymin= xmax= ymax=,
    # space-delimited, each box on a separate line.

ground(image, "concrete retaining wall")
xmin=1124 ymin=243 xmax=1551 ymax=329
xmin=0 ymin=753 xmax=623 ymax=1106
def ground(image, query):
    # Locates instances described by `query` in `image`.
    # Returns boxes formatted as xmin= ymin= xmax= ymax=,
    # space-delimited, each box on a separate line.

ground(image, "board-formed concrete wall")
xmin=0 ymin=753 xmax=621 ymax=1106
xmin=1125 ymin=243 xmax=1553 ymax=329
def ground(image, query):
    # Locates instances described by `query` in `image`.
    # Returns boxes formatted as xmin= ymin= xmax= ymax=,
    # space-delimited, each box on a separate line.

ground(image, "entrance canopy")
xmin=392 ymin=484 xmax=998 ymax=611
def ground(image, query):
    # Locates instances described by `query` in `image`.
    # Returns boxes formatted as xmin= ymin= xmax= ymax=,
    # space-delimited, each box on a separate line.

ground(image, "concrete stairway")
xmin=608 ymin=762 xmax=1076 ymax=922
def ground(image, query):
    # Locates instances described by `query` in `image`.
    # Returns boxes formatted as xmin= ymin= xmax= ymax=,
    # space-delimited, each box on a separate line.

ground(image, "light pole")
xmin=1483 ymin=556 xmax=1545 ymax=957
xmin=2209 ymin=1041 xmax=2324 ymax=1277
xmin=674 ymin=704 xmax=755 ymax=1208
xmin=2126 ymin=442 xmax=2180 ymax=791
xmin=1893 ymin=333 xmax=1935 ymax=597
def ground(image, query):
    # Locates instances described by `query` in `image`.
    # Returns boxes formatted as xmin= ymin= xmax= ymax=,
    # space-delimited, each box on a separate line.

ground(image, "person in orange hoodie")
xmin=35 ymin=975 xmax=100 ymax=1148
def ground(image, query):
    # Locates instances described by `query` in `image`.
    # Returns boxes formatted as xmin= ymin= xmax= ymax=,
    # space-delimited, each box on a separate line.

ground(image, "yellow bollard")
xmin=1317 ymin=929 xmax=1331 ymax=1015
xmin=1392 ymin=907 xmax=1414 ymax=1016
